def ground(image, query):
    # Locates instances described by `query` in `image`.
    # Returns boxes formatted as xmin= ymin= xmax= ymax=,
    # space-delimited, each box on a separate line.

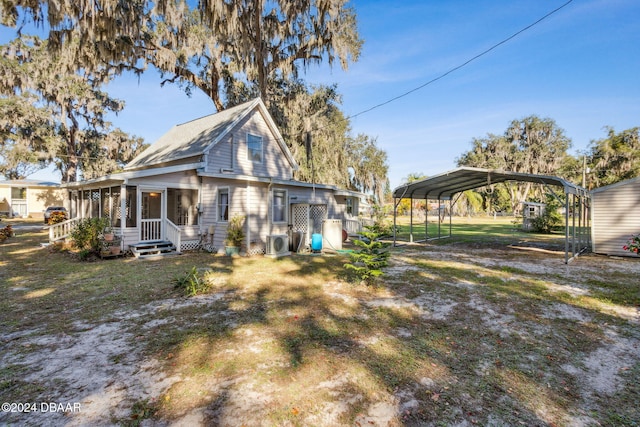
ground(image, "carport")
xmin=391 ymin=167 xmax=591 ymax=264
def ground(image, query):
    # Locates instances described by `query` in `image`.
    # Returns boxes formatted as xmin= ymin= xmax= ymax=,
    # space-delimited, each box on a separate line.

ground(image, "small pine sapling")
xmin=344 ymin=227 xmax=391 ymax=285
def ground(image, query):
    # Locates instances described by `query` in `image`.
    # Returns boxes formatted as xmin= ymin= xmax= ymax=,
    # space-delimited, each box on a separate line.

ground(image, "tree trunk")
xmin=63 ymin=102 xmax=79 ymax=183
xmin=254 ymin=0 xmax=267 ymax=104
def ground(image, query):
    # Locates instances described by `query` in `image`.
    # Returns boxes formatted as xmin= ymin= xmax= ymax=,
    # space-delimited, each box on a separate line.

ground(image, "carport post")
xmin=578 ymin=195 xmax=583 ymax=251
xmin=393 ymin=197 xmax=397 ymax=246
xmin=564 ymin=193 xmax=569 ymax=264
xmin=438 ymin=198 xmax=442 ymax=239
xmin=449 ymin=199 xmax=453 ymax=237
xmin=572 ymin=194 xmax=577 ymax=256
xmin=410 ymin=196 xmax=414 ymax=243
xmin=425 ymin=198 xmax=428 ymax=241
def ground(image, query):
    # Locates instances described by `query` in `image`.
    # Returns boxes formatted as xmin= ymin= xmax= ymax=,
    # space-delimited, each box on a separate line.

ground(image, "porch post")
xmin=120 ymin=185 xmax=127 ymax=236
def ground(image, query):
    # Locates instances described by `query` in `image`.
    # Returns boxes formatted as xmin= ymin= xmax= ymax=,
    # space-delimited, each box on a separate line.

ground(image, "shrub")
xmin=623 ymin=233 xmax=640 ymax=255
xmin=173 ymin=267 xmax=212 ymax=296
xmin=48 ymin=210 xmax=68 ymax=225
xmin=70 ymin=217 xmax=111 ymax=254
xmin=76 ymin=248 xmax=93 ymax=261
xmin=344 ymin=227 xmax=391 ymax=285
xmin=225 ymin=215 xmax=245 ymax=247
xmin=0 ymin=224 xmax=14 ymax=243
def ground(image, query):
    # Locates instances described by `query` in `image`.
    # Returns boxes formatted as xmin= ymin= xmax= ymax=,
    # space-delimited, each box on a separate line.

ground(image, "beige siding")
xmin=205 ymin=111 xmax=294 ymax=180
xmin=591 ymin=178 xmax=640 ymax=257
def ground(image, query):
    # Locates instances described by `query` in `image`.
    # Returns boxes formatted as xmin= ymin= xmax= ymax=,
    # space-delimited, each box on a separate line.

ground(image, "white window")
xmin=273 ymin=189 xmax=287 ymax=223
xmin=247 ymin=134 xmax=263 ymax=163
xmin=346 ymin=197 xmax=353 ymax=216
xmin=218 ymin=188 xmax=229 ymax=222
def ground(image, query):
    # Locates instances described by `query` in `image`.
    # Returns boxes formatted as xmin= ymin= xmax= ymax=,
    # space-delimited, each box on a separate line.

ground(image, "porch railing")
xmin=49 ymin=217 xmax=80 ymax=242
xmin=166 ymin=219 xmax=182 ymax=252
xmin=141 ymin=219 xmax=162 ymax=241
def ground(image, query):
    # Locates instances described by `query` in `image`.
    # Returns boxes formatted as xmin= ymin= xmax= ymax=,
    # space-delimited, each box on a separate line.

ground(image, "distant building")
xmin=521 ymin=201 xmax=546 ymax=231
xmin=0 ymin=179 xmax=64 ymax=219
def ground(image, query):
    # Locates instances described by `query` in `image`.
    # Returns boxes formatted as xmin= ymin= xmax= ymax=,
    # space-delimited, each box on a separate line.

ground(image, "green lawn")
xmin=1 ymin=217 xmax=639 ymax=426
xmin=393 ymin=215 xmax=565 ymax=245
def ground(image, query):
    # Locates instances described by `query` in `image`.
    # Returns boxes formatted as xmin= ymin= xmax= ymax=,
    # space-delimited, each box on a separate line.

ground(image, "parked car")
xmin=44 ymin=206 xmax=68 ymax=224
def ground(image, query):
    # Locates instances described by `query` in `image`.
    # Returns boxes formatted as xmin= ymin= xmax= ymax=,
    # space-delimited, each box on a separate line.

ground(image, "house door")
xmin=140 ymin=190 xmax=164 ymax=241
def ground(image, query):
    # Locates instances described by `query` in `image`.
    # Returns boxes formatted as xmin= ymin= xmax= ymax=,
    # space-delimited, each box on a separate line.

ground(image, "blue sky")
xmin=6 ymin=0 xmax=640 ymax=189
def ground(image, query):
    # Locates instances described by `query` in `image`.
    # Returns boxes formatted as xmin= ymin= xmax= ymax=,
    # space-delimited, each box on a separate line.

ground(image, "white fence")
xmin=49 ymin=218 xmax=80 ymax=242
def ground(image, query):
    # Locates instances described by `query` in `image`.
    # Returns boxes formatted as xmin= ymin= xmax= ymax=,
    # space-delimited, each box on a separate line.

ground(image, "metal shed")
xmin=590 ymin=176 xmax=640 ymax=257
xmin=391 ymin=167 xmax=590 ymax=263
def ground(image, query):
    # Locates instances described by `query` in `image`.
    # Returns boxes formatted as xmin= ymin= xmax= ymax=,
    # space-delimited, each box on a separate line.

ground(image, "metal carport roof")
xmin=390 ymin=167 xmax=590 ymax=264
xmin=392 ymin=166 xmax=586 ymax=200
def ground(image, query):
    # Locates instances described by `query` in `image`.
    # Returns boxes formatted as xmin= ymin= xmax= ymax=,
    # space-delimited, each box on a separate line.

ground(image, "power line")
xmin=319 ymin=0 xmax=575 ymax=130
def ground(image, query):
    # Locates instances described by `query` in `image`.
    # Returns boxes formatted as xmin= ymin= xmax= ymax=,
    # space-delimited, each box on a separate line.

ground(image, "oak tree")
xmin=457 ymin=115 xmax=571 ymax=213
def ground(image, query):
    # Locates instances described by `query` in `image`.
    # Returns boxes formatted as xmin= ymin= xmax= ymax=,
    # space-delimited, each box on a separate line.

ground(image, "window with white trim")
xmin=247 ymin=134 xmax=263 ymax=163
xmin=218 ymin=188 xmax=229 ymax=222
xmin=273 ymin=189 xmax=287 ymax=223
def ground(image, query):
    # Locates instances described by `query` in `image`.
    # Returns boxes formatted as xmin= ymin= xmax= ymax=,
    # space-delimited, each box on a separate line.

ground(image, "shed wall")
xmin=591 ymin=178 xmax=640 ymax=257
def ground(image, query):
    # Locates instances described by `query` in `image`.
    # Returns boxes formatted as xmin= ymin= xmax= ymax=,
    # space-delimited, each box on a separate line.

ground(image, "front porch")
xmin=49 ymin=216 xmax=204 ymax=255
xmin=53 ymin=183 xmax=204 ymax=255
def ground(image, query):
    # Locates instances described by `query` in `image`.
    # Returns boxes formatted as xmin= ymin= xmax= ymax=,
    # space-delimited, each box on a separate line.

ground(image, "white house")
xmin=57 ymin=98 xmax=366 ymax=256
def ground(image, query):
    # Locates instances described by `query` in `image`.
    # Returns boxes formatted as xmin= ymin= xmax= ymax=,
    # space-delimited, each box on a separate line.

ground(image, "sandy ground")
xmin=1 ymin=246 xmax=639 ymax=426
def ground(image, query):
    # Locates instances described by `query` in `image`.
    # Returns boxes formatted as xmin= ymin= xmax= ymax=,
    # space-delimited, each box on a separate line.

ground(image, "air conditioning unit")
xmin=266 ymin=234 xmax=290 ymax=258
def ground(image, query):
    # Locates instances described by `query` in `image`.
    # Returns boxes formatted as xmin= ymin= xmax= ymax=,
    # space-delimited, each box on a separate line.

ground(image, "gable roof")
xmin=125 ymin=98 xmax=297 ymax=170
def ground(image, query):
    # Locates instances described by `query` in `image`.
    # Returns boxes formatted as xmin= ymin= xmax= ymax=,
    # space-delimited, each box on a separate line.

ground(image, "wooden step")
xmin=130 ymin=240 xmax=179 ymax=258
